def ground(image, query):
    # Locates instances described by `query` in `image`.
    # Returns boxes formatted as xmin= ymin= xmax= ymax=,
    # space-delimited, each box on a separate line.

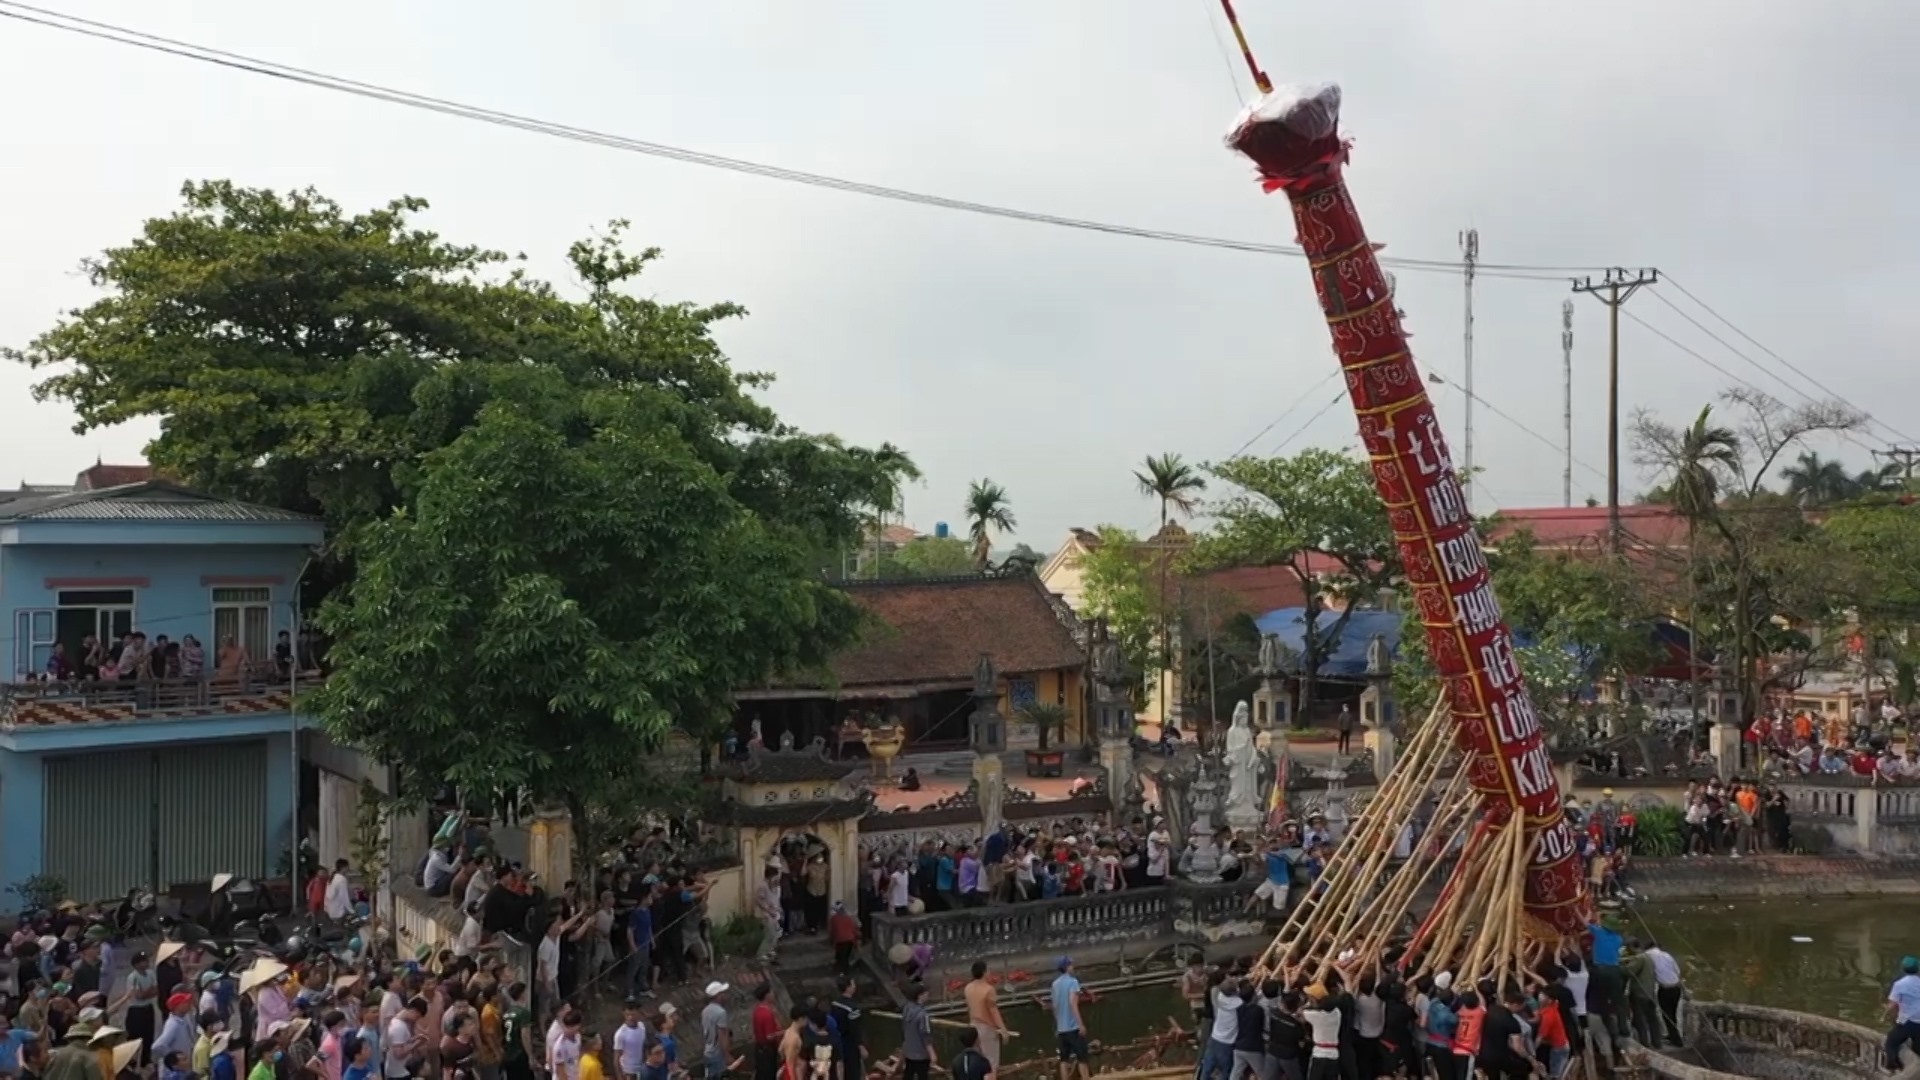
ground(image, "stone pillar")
xmin=1098 ymin=738 xmax=1132 ymax=816
xmin=1708 ymin=720 xmax=1742 ymax=781
xmin=1854 ymin=786 xmax=1879 ymax=853
xmin=525 ymin=806 xmax=574 ymax=888
xmin=1369 ymin=719 xmax=1398 ymax=779
xmin=969 ymin=654 xmax=1006 ymax=754
xmin=1253 ymin=676 xmax=1288 ymax=731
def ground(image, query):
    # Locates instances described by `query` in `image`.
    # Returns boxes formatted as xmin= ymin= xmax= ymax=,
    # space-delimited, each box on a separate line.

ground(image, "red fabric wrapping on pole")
xmin=1225 ymin=85 xmax=1588 ymax=937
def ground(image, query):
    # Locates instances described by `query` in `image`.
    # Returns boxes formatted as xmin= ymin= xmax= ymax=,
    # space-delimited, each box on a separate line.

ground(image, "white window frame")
xmin=13 ymin=608 xmax=55 ymax=679
xmin=210 ymin=586 xmax=276 ymax=666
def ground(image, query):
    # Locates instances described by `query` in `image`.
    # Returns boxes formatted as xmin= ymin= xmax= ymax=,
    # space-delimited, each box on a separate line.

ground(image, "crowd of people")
xmin=1174 ymin=913 xmax=1690 ymax=1080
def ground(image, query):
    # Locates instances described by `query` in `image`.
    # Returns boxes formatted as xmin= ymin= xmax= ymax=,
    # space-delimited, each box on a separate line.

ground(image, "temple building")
xmin=732 ymin=574 xmax=1089 ymax=751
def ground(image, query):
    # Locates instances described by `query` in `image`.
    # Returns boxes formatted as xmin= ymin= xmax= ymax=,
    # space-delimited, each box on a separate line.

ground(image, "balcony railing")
xmin=0 ymin=665 xmax=321 ymax=727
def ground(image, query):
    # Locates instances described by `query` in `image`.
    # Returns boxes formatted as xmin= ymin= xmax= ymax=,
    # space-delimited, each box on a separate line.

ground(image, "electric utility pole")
xmin=1561 ymin=300 xmax=1574 ymax=508
xmin=1460 ymin=229 xmax=1479 ymax=511
xmin=1572 ymin=268 xmax=1659 ymax=555
xmin=1874 ymin=446 xmax=1920 ymax=488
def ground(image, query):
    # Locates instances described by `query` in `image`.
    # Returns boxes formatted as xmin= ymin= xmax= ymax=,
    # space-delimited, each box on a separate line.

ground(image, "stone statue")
xmin=972 ymin=653 xmax=998 ymax=699
xmin=1366 ymin=632 xmax=1391 ymax=677
xmin=1223 ymin=702 xmax=1263 ymax=830
xmin=1258 ymin=634 xmax=1283 ymax=677
xmin=1093 ymin=637 xmax=1125 ymax=688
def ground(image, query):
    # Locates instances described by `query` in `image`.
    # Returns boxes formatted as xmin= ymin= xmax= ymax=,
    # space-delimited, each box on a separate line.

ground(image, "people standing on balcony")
xmin=178 ymin=636 xmax=205 ymax=679
xmin=957 ymin=846 xmax=986 ymax=908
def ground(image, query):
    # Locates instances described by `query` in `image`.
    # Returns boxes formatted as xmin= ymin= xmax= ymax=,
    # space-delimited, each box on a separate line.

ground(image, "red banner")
xmin=1228 ymin=86 xmax=1587 ymax=935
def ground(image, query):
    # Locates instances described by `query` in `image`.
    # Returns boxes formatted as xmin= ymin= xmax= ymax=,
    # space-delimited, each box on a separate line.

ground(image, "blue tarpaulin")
xmin=1252 ymin=607 xmax=1402 ymax=679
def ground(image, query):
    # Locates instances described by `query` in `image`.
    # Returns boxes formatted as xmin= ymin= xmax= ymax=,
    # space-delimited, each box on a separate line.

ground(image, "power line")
xmin=1271 ymin=389 xmax=1350 ymax=455
xmin=0 ymin=2 xmax=1605 ymax=282
xmin=1619 ymin=307 xmax=1885 ymax=460
xmin=1654 ymin=276 xmax=1918 ymax=446
xmin=1220 ymin=368 xmax=1343 ymax=460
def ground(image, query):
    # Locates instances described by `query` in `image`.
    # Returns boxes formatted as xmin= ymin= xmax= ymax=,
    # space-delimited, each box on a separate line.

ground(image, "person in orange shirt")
xmin=1734 ymin=784 xmax=1761 ymax=856
xmin=1451 ymin=991 xmax=1485 ymax=1080
xmin=1793 ymin=713 xmax=1814 ymax=743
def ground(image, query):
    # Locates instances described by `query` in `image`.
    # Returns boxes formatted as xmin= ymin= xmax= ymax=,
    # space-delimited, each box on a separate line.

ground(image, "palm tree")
xmin=965 ymin=479 xmax=1016 ymax=568
xmin=1668 ymin=406 xmax=1739 ymax=729
xmin=1780 ymin=450 xmax=1850 ymax=507
xmin=1847 ymin=463 xmax=1904 ymax=499
xmin=864 ymin=443 xmax=921 ymax=578
xmin=1134 ymin=453 xmax=1207 ymax=530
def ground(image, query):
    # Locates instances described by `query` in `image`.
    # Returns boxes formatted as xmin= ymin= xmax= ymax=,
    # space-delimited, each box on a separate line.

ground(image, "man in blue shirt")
xmin=1587 ymin=918 xmax=1628 ymax=1040
xmin=1051 ymin=957 xmax=1090 ymax=1080
xmin=0 ymin=1012 xmax=39 ymax=1078
xmin=628 ymin=895 xmax=655 ymax=998
xmin=1885 ymin=955 xmax=1920 ymax=1070
xmin=1247 ymin=839 xmax=1293 ymax=917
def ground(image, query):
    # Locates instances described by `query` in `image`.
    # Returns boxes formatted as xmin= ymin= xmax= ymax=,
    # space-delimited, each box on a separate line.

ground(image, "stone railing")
xmin=0 ymin=665 xmax=318 ymax=726
xmin=1632 ymin=1001 xmax=1919 ymax=1080
xmin=1784 ymin=783 xmax=1859 ymax=822
xmin=870 ymin=877 xmax=1262 ymax=968
xmin=389 ymin=881 xmax=534 ymax=984
xmin=1879 ymin=787 xmax=1920 ymax=824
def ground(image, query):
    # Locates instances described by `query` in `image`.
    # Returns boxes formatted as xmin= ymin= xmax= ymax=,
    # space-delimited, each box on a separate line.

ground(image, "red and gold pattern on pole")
xmin=1225 ymin=84 xmax=1589 ymax=937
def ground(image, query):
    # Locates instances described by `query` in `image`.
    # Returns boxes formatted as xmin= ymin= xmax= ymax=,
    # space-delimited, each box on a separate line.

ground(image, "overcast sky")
xmin=1 ymin=0 xmax=1913 ymax=551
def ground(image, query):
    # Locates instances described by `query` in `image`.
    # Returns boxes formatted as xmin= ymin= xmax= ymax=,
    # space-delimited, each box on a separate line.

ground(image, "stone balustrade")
xmin=389 ymin=880 xmax=534 ymax=984
xmin=1632 ymin=1001 xmax=1919 ymax=1080
xmin=870 ymin=877 xmax=1262 ymax=969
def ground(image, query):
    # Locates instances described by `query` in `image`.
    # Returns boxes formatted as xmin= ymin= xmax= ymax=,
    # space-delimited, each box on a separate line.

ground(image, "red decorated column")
xmin=1226 ymin=85 xmax=1588 ymax=937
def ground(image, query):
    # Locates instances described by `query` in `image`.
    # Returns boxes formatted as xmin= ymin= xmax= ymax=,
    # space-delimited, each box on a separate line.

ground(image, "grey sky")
xmin=1 ymin=0 xmax=1912 ymax=551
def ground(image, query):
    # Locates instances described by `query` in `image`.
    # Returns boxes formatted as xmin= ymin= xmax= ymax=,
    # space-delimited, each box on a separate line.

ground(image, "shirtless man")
xmin=778 ymin=1005 xmax=810 ymax=1080
xmin=964 ymin=961 xmax=1013 ymax=1069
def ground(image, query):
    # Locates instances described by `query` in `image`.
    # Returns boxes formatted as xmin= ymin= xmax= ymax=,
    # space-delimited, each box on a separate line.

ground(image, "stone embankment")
xmin=1627 ymin=854 xmax=1920 ymax=900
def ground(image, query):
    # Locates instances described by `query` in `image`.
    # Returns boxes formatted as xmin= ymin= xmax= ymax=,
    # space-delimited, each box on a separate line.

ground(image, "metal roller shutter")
xmin=156 ymin=741 xmax=268 ymax=888
xmin=43 ymin=754 xmax=155 ymax=904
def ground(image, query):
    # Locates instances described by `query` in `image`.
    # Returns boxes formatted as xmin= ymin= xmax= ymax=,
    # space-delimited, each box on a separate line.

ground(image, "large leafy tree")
xmin=9 ymin=181 xmax=908 ymax=805
xmin=1633 ymin=388 xmax=1863 ymax=720
xmin=1197 ymin=448 xmax=1401 ymax=718
xmin=1077 ymin=526 xmax=1163 ymax=707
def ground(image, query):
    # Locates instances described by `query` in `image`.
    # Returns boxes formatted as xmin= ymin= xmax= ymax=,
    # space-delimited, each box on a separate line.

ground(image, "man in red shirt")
xmin=1535 ymin=992 xmax=1571 ymax=1079
xmin=827 ymin=902 xmax=861 ymax=977
xmin=751 ymin=984 xmax=782 ymax=1080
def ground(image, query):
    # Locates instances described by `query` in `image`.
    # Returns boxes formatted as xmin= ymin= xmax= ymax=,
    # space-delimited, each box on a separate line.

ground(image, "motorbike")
xmin=112 ymin=886 xmax=159 ymax=938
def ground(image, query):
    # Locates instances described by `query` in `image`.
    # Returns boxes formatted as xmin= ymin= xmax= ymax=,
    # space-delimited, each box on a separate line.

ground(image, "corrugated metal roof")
xmin=0 ymin=481 xmax=319 ymax=524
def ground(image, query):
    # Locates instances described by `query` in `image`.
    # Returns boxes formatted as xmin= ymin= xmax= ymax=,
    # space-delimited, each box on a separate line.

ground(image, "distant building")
xmin=734 ymin=575 xmax=1088 ymax=749
xmin=0 ymin=478 xmax=324 ymax=906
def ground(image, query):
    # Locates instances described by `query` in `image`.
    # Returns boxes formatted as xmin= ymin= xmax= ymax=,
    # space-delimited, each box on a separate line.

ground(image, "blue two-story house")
xmin=0 ymin=478 xmax=325 ymax=906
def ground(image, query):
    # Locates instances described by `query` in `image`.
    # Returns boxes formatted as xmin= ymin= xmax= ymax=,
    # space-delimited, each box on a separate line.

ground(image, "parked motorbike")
xmin=112 ymin=886 xmax=159 ymax=938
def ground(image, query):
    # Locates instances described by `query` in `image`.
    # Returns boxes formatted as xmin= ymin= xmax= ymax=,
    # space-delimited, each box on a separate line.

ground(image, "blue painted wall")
xmin=0 ymin=730 xmax=296 ymax=908
xmin=2 ymin=542 xmax=315 ymax=678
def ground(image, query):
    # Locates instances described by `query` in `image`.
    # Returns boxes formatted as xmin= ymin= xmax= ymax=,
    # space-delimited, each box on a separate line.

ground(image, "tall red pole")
xmin=1226 ymin=85 xmax=1589 ymax=938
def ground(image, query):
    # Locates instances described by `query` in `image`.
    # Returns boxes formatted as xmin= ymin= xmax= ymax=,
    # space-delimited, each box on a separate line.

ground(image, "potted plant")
xmin=1019 ymin=702 xmax=1070 ymax=778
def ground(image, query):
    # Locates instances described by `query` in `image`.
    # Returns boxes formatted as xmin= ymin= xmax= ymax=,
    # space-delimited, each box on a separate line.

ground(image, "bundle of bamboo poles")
xmin=1251 ymin=699 xmax=1563 ymax=992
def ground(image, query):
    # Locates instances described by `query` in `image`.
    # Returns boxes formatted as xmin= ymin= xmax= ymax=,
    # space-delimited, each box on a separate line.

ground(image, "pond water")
xmin=861 ymin=897 xmax=1915 ymax=1065
xmin=1632 ymin=896 xmax=1914 ymax=1028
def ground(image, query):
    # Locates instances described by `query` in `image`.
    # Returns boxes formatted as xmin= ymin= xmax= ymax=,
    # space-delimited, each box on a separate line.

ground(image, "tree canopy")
xmin=10 ymin=181 xmax=909 ymax=805
xmin=1196 ymin=448 xmax=1400 ymax=713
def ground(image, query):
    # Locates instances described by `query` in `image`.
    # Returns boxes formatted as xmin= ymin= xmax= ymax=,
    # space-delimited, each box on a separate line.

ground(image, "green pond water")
xmin=863 ymin=897 xmax=1915 ymax=1063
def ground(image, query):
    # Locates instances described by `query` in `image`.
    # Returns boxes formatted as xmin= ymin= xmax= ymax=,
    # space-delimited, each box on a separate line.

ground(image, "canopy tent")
xmin=1252 ymin=607 xmax=1402 ymax=679
xmin=1250 ymin=605 xmax=1710 ymax=684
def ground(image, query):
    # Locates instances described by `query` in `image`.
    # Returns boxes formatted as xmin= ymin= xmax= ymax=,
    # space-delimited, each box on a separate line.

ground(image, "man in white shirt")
xmin=755 ymin=868 xmax=784 ymax=963
xmin=1884 ymin=956 xmax=1920 ymax=1071
xmin=453 ymin=901 xmax=485 ymax=958
xmin=1302 ymin=987 xmax=1342 ymax=1080
xmin=537 ymin=914 xmax=565 ymax=1022
xmin=324 ymin=859 xmax=354 ymax=921
xmin=613 ymin=1001 xmax=649 ymax=1080
xmin=550 ymin=1011 xmax=584 ymax=1080
xmin=383 ymin=997 xmax=425 ymax=1080
xmin=1642 ymin=941 xmax=1685 ymax=1047
xmin=888 ymin=863 xmax=911 ymax=915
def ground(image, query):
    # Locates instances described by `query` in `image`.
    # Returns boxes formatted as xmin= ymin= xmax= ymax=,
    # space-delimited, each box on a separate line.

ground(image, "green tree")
xmin=861 ymin=442 xmax=922 ymax=578
xmin=1197 ymin=448 xmax=1400 ymax=719
xmin=877 ymin=536 xmax=977 ymax=577
xmin=1077 ymin=526 xmax=1161 ymax=707
xmin=1781 ymin=450 xmax=1852 ymax=508
xmin=1634 ymin=388 xmax=1863 ymax=721
xmin=965 ymin=479 xmax=1016 ymax=568
xmin=1134 ymin=453 xmax=1207 ymax=530
xmin=9 ymin=182 xmax=908 ymax=807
